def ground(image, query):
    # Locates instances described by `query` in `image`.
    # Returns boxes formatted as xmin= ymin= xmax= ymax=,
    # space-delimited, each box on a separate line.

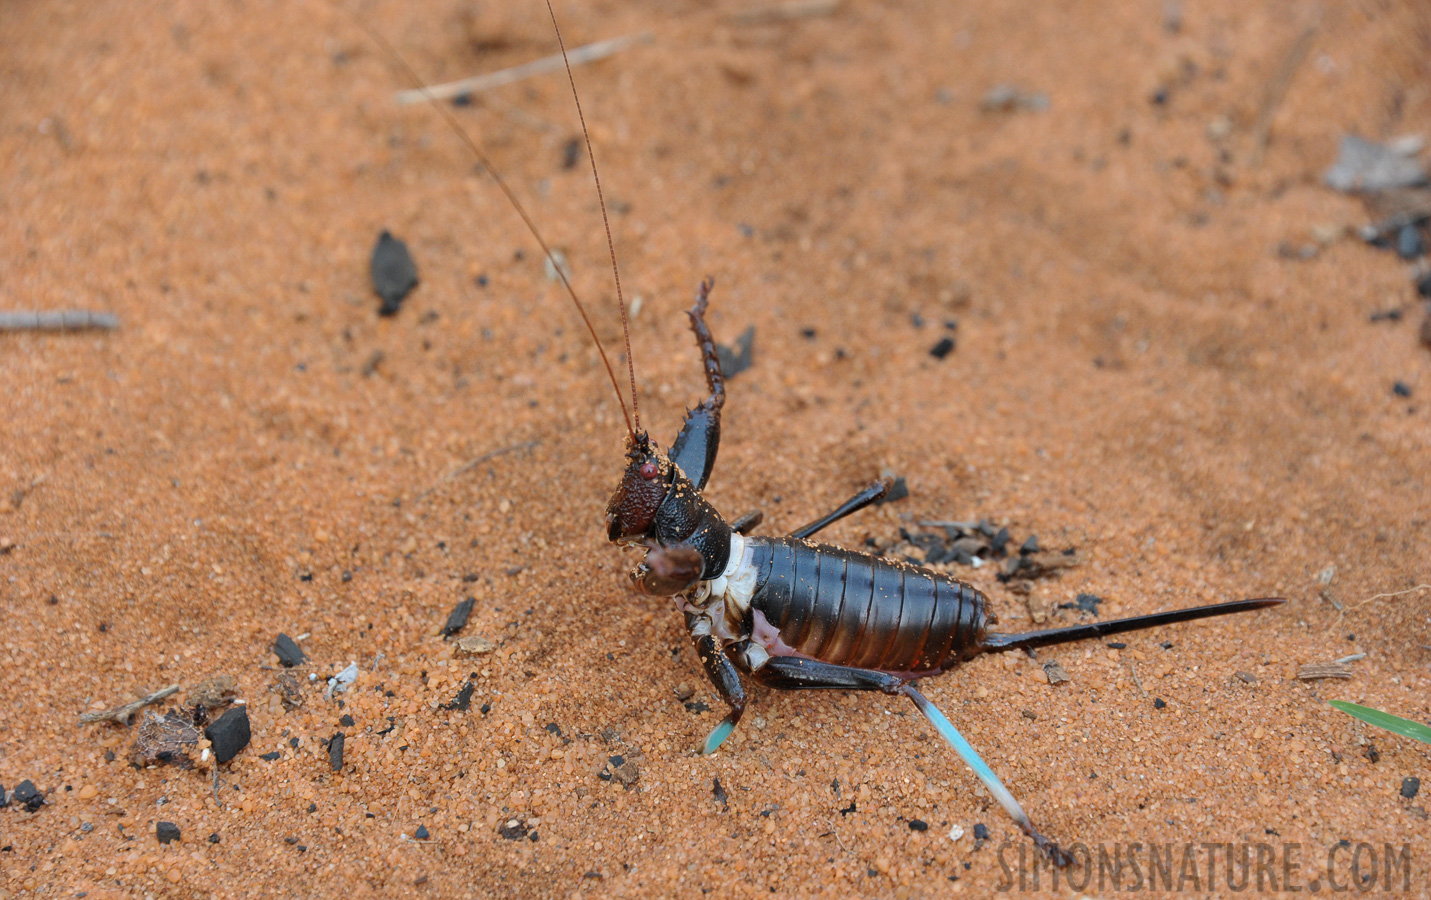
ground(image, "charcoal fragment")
xmin=712 ymin=777 xmax=728 ymax=810
xmin=1058 ymin=593 xmax=1103 ymax=615
xmin=272 ymin=633 xmax=305 ymax=668
xmin=1404 ymin=777 xmax=1421 ymax=800
xmin=441 ymin=681 xmax=475 ymax=711
xmin=204 ymin=706 xmax=252 ymax=763
xmin=414 ymin=824 xmax=430 ymax=840
xmin=371 ymin=230 xmax=419 ymax=316
xmin=499 ymin=818 xmax=529 ymax=840
xmin=929 ymin=336 xmax=956 ymax=359
xmin=328 ymin=732 xmax=345 ymax=772
xmin=156 ymin=821 xmax=181 ymax=844
xmin=715 ymin=326 xmax=756 ymax=379
xmin=909 ymin=819 xmax=929 ymax=831
xmin=441 ymin=597 xmax=475 ymax=637
xmin=877 ymin=476 xmax=909 ymax=504
xmin=13 ymin=780 xmax=43 ymax=812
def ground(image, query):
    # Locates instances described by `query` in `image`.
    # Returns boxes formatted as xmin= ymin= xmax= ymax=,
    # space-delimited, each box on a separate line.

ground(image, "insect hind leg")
xmin=747 ymin=656 xmax=1072 ymax=867
xmin=901 ymin=684 xmax=1072 ymax=867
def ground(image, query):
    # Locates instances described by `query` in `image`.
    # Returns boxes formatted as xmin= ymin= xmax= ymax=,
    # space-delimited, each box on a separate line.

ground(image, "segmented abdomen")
xmin=746 ymin=537 xmax=989 ymax=673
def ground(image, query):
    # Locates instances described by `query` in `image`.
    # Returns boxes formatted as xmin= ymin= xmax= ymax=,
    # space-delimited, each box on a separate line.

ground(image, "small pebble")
xmin=156 ymin=821 xmax=181 ymax=845
xmin=1395 ymin=224 xmax=1425 ymax=259
xmin=455 ymin=636 xmax=495 ymax=656
xmin=414 ymin=824 xmax=431 ymax=840
xmin=1042 ymin=661 xmax=1070 ymax=685
xmin=1392 ymin=381 xmax=1412 ymax=398
xmin=973 ymin=823 xmax=989 ymax=840
xmin=674 ymin=683 xmax=695 ymax=701
xmin=948 ymin=823 xmax=965 ymax=842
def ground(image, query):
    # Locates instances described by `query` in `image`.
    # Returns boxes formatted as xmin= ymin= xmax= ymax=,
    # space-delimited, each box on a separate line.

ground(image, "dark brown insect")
xmin=368 ymin=3 xmax=1284 ymax=865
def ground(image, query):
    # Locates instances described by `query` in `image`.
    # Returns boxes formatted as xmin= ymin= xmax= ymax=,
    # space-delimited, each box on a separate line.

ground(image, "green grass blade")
xmin=1328 ymin=701 xmax=1431 ymax=746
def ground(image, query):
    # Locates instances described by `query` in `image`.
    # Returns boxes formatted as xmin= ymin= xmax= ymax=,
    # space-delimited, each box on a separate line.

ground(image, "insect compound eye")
xmin=639 ymin=461 xmax=659 ymax=480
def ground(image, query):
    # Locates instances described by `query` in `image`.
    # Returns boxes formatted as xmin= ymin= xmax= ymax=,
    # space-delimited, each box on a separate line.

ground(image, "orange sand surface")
xmin=2 ymin=1 xmax=1429 ymax=897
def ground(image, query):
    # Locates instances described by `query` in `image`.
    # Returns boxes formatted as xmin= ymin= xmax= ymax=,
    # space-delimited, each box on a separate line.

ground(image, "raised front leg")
xmin=668 ymin=278 xmax=724 ymax=491
xmin=746 ymin=655 xmax=1072 ymax=867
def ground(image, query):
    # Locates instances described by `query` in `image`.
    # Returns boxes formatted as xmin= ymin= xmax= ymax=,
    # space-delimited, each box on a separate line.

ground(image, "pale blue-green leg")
xmin=688 ymin=622 xmax=746 ymax=755
xmin=700 ymin=716 xmax=737 ymax=755
xmin=902 ymin=684 xmax=1071 ymax=867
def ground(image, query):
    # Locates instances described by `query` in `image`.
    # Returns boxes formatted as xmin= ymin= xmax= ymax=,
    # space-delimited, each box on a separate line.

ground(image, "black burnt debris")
xmin=715 ymin=325 xmax=755 ymax=379
xmin=328 ymin=732 xmax=346 ymax=772
xmin=204 ymin=706 xmax=252 ymax=764
xmin=1322 ymin=136 xmax=1431 ymax=352
xmin=441 ymin=597 xmax=476 ymax=637
xmin=12 ymin=780 xmax=44 ymax=813
xmin=272 ymin=633 xmax=306 ymax=668
xmin=884 ymin=521 xmax=1078 ymax=585
xmin=371 ymin=230 xmax=419 ymax=316
xmin=156 ymin=821 xmax=181 ymax=844
xmin=441 ymin=680 xmax=476 ymax=711
xmin=1058 ymin=593 xmax=1103 ymax=615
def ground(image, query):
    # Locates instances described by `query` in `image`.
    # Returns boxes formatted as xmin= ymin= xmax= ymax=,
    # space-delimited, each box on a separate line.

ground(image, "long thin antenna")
xmin=352 ymin=15 xmax=636 ymax=437
xmin=542 ymin=0 xmax=641 ymax=435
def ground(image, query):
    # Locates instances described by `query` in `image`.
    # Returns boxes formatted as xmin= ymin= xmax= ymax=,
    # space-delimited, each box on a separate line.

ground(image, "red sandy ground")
xmin=2 ymin=1 xmax=1429 ymax=897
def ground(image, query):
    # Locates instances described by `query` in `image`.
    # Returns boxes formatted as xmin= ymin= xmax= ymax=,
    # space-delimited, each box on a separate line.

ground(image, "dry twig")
xmin=731 ymin=0 xmax=841 ymax=25
xmin=1248 ymin=17 xmax=1320 ymax=166
xmin=78 ymin=684 xmax=180 ymax=725
xmin=394 ymin=33 xmax=654 ymax=105
xmin=0 ymin=310 xmax=118 ymax=332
